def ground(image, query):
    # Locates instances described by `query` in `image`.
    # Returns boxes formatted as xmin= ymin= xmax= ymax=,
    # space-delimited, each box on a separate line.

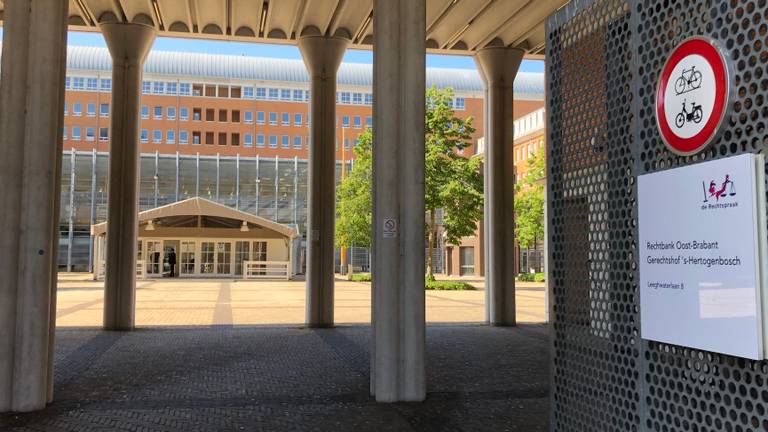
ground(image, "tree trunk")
xmin=426 ymin=210 xmax=435 ymax=277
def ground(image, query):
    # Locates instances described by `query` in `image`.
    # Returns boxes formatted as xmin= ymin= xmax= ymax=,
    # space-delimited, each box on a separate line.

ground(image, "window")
xmin=294 ymin=136 xmax=302 ymax=149
xmin=192 ymin=131 xmax=201 ymax=145
xmin=166 ymin=82 xmax=178 ymax=95
xmin=153 ymin=81 xmax=164 ymax=94
xmin=269 ymin=112 xmax=277 ymax=125
xmin=166 ymin=130 xmax=175 ymax=144
xmin=142 ymin=81 xmax=151 ymax=94
xmin=73 ymin=77 xmax=85 ymax=90
xmin=205 ymin=132 xmax=214 ymax=145
xmin=179 ymin=83 xmax=191 ymax=96
xmin=153 ymin=130 xmax=162 ymax=144
xmin=217 ymin=86 xmax=230 ymax=98
xmin=141 ymin=129 xmax=148 ymax=143
xmin=218 ymin=109 xmax=227 ymax=122
xmin=268 ymin=88 xmax=279 ymax=100
xmin=87 ymin=103 xmax=96 ymax=117
xmin=340 ymin=92 xmax=351 ymax=104
xmin=365 ymin=93 xmax=373 ymax=105
xmin=63 ymin=102 xmax=68 ymax=115
xmin=99 ymin=127 xmax=109 ymax=142
xmin=100 ymin=103 xmax=109 ymax=117
xmin=342 ymin=115 xmax=350 ymax=128
xmin=65 ymin=77 xmax=71 ymax=90
xmin=167 ymin=106 xmax=176 ymax=120
xmin=281 ymin=135 xmax=289 ymax=149
xmin=231 ymin=86 xmax=242 ymax=98
xmin=141 ymin=105 xmax=149 ymax=119
xmin=85 ymin=127 xmax=95 ymax=141
xmin=280 ymin=89 xmax=291 ymax=101
xmin=304 ymin=90 xmax=310 ymax=101
xmin=231 ymin=133 xmax=240 ymax=146
xmin=366 ymin=116 xmax=373 ymax=128
xmin=179 ymin=130 xmax=188 ymax=144
xmin=205 ymin=109 xmax=215 ymax=122
xmin=218 ymin=132 xmax=227 ymax=146
xmin=204 ymin=85 xmax=216 ymax=97
xmin=87 ymin=78 xmax=97 ymax=91
xmin=244 ymin=111 xmax=253 ymax=124
xmin=72 ymin=103 xmax=82 ymax=116
xmin=192 ymin=84 xmax=204 ymax=96
xmin=180 ymin=107 xmax=189 ymax=121
xmin=353 ymin=116 xmax=361 ymax=129
xmin=244 ymin=133 xmax=253 ymax=147
xmin=292 ymin=89 xmax=304 ymax=102
xmin=281 ymin=112 xmax=289 ymax=126
xmin=269 ymin=135 xmax=277 ymax=148
xmin=294 ymin=113 xmax=303 ymax=126
xmin=256 ymin=87 xmax=267 ymax=100
xmin=63 ymin=126 xmax=67 ymax=140
xmin=100 ymin=78 xmax=111 ymax=92
xmin=232 ymin=110 xmax=241 ymax=123
xmin=256 ymin=134 xmax=265 ymax=148
xmin=72 ymin=127 xmax=81 ymax=140
xmin=455 ymin=97 xmax=465 ymax=110
xmin=193 ymin=108 xmax=202 ymax=121
xmin=257 ymin=111 xmax=265 ymax=125
xmin=353 ymin=93 xmax=363 ymax=104
xmin=243 ymin=87 xmax=254 ymax=99
xmin=154 ymin=106 xmax=162 ymax=120
xmin=344 ymin=138 xmax=350 ymax=150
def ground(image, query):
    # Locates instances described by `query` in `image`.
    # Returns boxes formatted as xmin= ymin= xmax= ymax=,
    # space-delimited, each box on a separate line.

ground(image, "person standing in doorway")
xmin=168 ymin=248 xmax=177 ymax=277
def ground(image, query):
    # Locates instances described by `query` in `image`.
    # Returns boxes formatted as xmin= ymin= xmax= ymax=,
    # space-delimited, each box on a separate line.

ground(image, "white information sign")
xmin=638 ymin=153 xmax=767 ymax=359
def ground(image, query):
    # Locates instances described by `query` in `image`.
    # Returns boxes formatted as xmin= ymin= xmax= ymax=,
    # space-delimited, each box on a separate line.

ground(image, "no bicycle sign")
xmin=656 ymin=37 xmax=731 ymax=156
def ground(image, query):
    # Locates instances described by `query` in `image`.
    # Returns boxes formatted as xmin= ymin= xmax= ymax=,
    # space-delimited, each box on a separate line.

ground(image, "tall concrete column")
xmin=101 ymin=23 xmax=156 ymax=330
xmin=371 ymin=0 xmax=426 ymax=402
xmin=298 ymin=27 xmax=349 ymax=328
xmin=0 ymin=0 xmax=68 ymax=412
xmin=474 ymin=45 xmax=523 ymax=326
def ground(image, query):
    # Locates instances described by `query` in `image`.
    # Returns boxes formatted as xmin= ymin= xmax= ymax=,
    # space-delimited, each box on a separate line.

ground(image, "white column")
xmin=0 ymin=0 xmax=69 ymax=412
xmin=371 ymin=0 xmax=427 ymax=402
xmin=474 ymin=45 xmax=523 ymax=326
xmin=298 ymin=27 xmax=350 ymax=327
xmin=101 ymin=22 xmax=156 ymax=330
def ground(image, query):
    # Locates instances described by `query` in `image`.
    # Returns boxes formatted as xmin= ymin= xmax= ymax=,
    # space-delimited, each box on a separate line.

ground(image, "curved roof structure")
xmin=91 ymin=197 xmax=299 ymax=239
xmin=62 ymin=46 xmax=544 ymax=97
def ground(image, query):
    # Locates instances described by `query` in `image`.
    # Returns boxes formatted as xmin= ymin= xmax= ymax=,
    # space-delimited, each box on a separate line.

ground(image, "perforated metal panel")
xmin=548 ymin=0 xmax=768 ymax=431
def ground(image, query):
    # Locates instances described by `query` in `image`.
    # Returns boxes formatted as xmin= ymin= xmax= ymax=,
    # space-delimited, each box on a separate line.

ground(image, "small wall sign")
xmin=656 ymin=37 xmax=731 ymax=155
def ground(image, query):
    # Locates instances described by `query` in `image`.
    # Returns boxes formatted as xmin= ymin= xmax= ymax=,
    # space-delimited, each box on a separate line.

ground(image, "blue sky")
xmin=0 ymin=29 xmax=544 ymax=73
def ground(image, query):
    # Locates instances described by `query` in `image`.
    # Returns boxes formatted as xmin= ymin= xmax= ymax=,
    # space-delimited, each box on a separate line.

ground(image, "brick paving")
xmin=0 ymin=324 xmax=550 ymax=431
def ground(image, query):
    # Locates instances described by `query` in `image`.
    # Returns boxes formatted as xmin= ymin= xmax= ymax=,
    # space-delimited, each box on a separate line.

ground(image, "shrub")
xmin=533 ymin=272 xmax=546 ymax=283
xmin=518 ymin=272 xmax=545 ymax=282
xmin=425 ymin=280 xmax=474 ymax=290
xmin=348 ymin=273 xmax=372 ymax=282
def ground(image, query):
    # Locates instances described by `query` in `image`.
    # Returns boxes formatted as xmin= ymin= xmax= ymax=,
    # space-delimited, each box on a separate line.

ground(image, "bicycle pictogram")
xmin=675 ymin=99 xmax=703 ymax=129
xmin=674 ymin=66 xmax=702 ymax=95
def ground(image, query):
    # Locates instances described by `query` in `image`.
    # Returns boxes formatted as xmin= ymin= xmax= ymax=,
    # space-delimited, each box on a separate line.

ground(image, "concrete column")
xmin=371 ymin=0 xmax=426 ymax=402
xmin=0 ymin=0 xmax=68 ymax=412
xmin=474 ymin=45 xmax=523 ymax=326
xmin=101 ymin=22 xmax=156 ymax=331
xmin=298 ymin=27 xmax=349 ymax=328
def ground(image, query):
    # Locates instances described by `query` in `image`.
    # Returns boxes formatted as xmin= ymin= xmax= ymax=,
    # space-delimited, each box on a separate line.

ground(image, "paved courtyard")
xmin=0 ymin=324 xmax=550 ymax=431
xmin=55 ymin=274 xmax=547 ymax=327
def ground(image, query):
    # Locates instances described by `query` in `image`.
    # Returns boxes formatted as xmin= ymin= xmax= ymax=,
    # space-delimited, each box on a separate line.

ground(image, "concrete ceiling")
xmin=0 ymin=0 xmax=569 ymax=58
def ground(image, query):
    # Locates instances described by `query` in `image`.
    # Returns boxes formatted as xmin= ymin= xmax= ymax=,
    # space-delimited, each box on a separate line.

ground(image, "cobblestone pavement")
xmin=55 ymin=274 xmax=548 ymax=327
xmin=0 ymin=324 xmax=550 ymax=431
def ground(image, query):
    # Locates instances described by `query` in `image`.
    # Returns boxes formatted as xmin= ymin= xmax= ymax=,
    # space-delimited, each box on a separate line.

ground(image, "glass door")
xmin=459 ymin=246 xmax=475 ymax=276
xmin=253 ymin=241 xmax=267 ymax=275
xmin=180 ymin=241 xmax=196 ymax=275
xmin=235 ymin=241 xmax=250 ymax=276
xmin=216 ymin=242 xmax=232 ymax=275
xmin=146 ymin=240 xmax=162 ymax=275
xmin=200 ymin=242 xmax=215 ymax=274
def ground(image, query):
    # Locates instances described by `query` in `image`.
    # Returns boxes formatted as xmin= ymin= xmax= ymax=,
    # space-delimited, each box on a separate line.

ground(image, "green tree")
xmin=335 ymin=128 xmax=373 ymax=250
xmin=335 ymin=87 xmax=483 ymax=278
xmin=424 ymin=86 xmax=481 ymax=277
xmin=514 ymin=150 xmax=545 ymax=251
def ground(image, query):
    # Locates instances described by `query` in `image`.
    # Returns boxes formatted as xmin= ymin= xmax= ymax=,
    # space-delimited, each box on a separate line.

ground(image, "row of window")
xmin=63 ymin=102 xmax=109 ymax=117
xmin=63 ymin=126 xmax=109 ymax=142
xmin=63 ymin=76 xmax=465 ymax=109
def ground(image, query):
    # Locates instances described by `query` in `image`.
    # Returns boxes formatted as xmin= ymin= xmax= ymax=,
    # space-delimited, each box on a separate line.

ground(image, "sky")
xmin=0 ymin=29 xmax=544 ymax=73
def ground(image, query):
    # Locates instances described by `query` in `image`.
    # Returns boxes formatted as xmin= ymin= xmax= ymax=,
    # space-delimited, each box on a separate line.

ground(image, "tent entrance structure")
xmin=91 ymin=198 xmax=300 ymax=280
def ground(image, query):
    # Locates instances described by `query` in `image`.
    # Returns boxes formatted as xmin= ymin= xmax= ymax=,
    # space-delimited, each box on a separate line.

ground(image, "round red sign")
xmin=656 ymin=37 xmax=730 ymax=156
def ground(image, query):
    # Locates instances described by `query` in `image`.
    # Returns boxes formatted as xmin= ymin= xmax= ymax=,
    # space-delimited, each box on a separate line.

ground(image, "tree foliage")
xmin=514 ymin=150 xmax=545 ymax=250
xmin=335 ymin=128 xmax=372 ymax=249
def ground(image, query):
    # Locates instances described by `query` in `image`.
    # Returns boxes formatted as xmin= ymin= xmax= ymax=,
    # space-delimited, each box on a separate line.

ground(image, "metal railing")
xmin=243 ymin=260 xmax=290 ymax=280
xmin=95 ymin=260 xmax=147 ymax=280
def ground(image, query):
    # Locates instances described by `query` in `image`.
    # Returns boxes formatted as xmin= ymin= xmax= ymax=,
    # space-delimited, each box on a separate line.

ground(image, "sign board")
xmin=656 ymin=37 xmax=731 ymax=155
xmin=382 ymin=218 xmax=397 ymax=239
xmin=638 ymin=154 xmax=767 ymax=359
